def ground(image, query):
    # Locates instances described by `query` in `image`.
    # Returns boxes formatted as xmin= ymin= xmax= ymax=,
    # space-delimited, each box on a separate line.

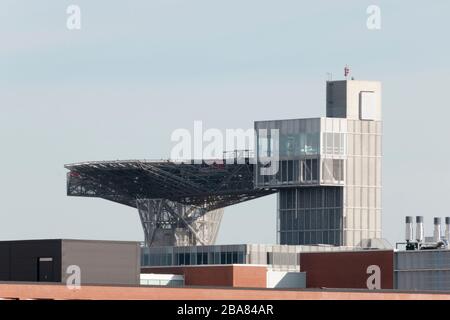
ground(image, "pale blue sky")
xmin=1 ymin=1 xmax=449 ymax=245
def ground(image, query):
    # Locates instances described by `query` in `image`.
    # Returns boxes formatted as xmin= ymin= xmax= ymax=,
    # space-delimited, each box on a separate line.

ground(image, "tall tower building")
xmin=255 ymin=80 xmax=382 ymax=247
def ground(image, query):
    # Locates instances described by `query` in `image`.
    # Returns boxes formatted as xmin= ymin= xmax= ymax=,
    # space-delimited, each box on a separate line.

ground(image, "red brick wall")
xmin=300 ymin=250 xmax=394 ymax=289
xmin=232 ymin=266 xmax=266 ymax=288
xmin=2 ymin=283 xmax=450 ymax=300
xmin=142 ymin=265 xmax=266 ymax=288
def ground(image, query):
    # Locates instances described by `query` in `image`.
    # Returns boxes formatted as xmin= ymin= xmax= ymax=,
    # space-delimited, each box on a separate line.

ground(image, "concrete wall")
xmin=327 ymin=80 xmax=381 ymax=121
xmin=347 ymin=80 xmax=382 ymax=121
xmin=300 ymin=250 xmax=393 ymax=289
xmin=61 ymin=240 xmax=140 ymax=285
xmin=266 ymin=271 xmax=306 ymax=289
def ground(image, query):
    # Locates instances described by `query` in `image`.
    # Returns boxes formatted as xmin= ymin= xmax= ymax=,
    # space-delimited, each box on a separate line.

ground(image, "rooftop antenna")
xmin=344 ymin=65 xmax=350 ymax=80
xmin=326 ymin=72 xmax=333 ymax=81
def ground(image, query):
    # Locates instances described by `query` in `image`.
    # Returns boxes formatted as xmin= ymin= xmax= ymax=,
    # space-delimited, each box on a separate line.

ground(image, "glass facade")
xmin=141 ymin=245 xmax=248 ymax=267
xmin=142 ymin=244 xmax=305 ymax=271
xmin=278 ymin=187 xmax=343 ymax=246
xmin=255 ymin=117 xmax=382 ymax=247
xmin=255 ymin=118 xmax=321 ymax=187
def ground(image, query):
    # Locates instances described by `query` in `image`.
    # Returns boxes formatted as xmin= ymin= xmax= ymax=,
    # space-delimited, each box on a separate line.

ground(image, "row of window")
xmin=322 ymin=132 xmax=346 ymax=155
xmin=142 ymin=251 xmax=246 ymax=266
xmin=256 ymin=158 xmax=345 ymax=186
xmin=279 ymin=209 xmax=342 ymax=231
xmin=258 ymin=131 xmax=381 ymax=159
xmin=279 ymin=230 xmax=342 ymax=246
xmin=259 ymin=132 xmax=344 ymax=158
xmin=279 ymin=187 xmax=343 ymax=210
xmin=178 ymin=251 xmax=245 ymax=265
xmin=260 ymin=132 xmax=320 ymax=158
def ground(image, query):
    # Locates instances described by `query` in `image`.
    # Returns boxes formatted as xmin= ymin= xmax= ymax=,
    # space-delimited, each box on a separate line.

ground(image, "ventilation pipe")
xmin=416 ymin=216 xmax=424 ymax=243
xmin=405 ymin=216 xmax=413 ymax=242
xmin=434 ymin=217 xmax=442 ymax=242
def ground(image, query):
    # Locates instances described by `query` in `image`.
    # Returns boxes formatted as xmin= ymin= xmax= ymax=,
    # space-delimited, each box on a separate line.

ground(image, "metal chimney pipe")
xmin=445 ymin=217 xmax=450 ymax=241
xmin=405 ymin=216 xmax=413 ymax=242
xmin=416 ymin=216 xmax=424 ymax=243
xmin=434 ymin=217 xmax=442 ymax=242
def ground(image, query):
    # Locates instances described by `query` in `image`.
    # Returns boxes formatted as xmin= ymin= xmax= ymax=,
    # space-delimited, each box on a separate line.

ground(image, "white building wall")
xmin=266 ymin=270 xmax=306 ymax=288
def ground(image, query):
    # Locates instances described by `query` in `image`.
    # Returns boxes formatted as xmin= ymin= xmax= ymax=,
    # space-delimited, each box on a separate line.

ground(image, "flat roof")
xmin=65 ymin=159 xmax=276 ymax=210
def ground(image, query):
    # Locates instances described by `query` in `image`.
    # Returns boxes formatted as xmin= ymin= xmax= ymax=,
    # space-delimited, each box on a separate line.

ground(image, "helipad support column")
xmin=136 ymin=199 xmax=224 ymax=247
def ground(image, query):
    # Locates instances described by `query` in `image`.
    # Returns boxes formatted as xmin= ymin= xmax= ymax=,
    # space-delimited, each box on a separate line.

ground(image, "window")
xmin=221 ymin=252 xmax=226 ymax=264
xmin=298 ymin=211 xmax=305 ymax=229
xmin=280 ymin=232 xmax=286 ymax=244
xmin=287 ymin=160 xmax=294 ymax=182
xmin=281 ymin=161 xmax=287 ymax=182
xmin=286 ymin=136 xmax=295 ymax=156
xmin=305 ymin=133 xmax=318 ymax=154
xmin=302 ymin=160 xmax=311 ymax=181
xmin=226 ymin=252 xmax=232 ymax=264
xmin=280 ymin=211 xmax=287 ymax=230
xmin=322 ymin=159 xmax=332 ymax=181
xmin=298 ymin=232 xmax=304 ymax=245
xmin=311 ymin=211 xmax=317 ymax=229
xmin=293 ymin=160 xmax=300 ymax=182
xmin=232 ymin=252 xmax=238 ymax=264
xmin=196 ymin=252 xmax=207 ymax=265
xmin=293 ymin=211 xmax=298 ymax=230
xmin=323 ymin=231 xmax=329 ymax=244
xmin=292 ymin=232 xmax=299 ymax=244
xmin=214 ymin=252 xmax=220 ymax=264
xmin=305 ymin=211 xmax=311 ymax=230
xmin=325 ymin=132 xmax=333 ymax=154
xmin=322 ymin=159 xmax=344 ymax=182
xmin=304 ymin=232 xmax=311 ymax=245
xmin=301 ymin=159 xmax=318 ymax=182
xmin=317 ymin=211 xmax=322 ymax=229
xmin=238 ymin=252 xmax=244 ymax=264
xmin=311 ymin=231 xmax=317 ymax=243
xmin=312 ymin=159 xmax=318 ymax=180
xmin=333 ymin=159 xmax=344 ymax=181
xmin=286 ymin=190 xmax=295 ymax=209
xmin=177 ymin=253 xmax=185 ymax=265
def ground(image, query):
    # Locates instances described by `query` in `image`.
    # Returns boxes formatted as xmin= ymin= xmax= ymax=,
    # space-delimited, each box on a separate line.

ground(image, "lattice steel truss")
xmin=65 ymin=158 xmax=276 ymax=247
xmin=136 ymin=199 xmax=224 ymax=246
